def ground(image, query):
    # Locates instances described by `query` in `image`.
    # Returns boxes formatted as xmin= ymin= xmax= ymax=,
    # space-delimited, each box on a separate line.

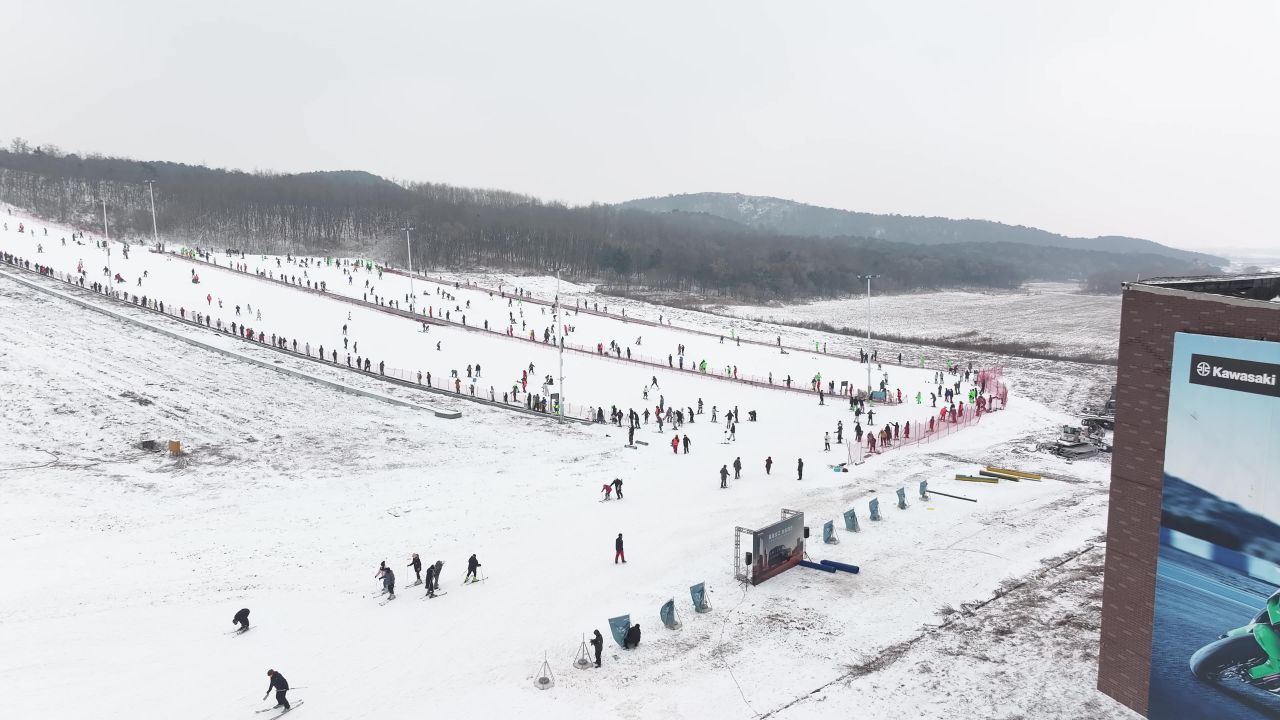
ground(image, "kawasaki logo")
xmin=1210 ymin=365 xmax=1275 ymax=385
xmin=1189 ymin=353 xmax=1280 ymax=398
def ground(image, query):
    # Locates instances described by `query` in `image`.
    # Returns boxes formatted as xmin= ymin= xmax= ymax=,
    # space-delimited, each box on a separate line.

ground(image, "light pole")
xmin=101 ymin=198 xmax=112 ymax=293
xmin=858 ymin=274 xmax=879 ymax=393
xmin=402 ymin=225 xmax=415 ymax=301
xmin=145 ymin=180 xmax=160 ymax=249
xmin=554 ymin=267 xmax=565 ymax=420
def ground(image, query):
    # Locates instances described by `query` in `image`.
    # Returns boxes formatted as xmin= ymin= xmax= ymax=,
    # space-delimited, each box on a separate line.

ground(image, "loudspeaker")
xmin=744 ymin=552 xmax=753 ymax=565
xmin=803 ymin=526 xmax=810 ymax=538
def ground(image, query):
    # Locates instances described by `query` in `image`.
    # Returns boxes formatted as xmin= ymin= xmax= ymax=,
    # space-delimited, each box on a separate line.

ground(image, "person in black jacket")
xmin=408 ymin=553 xmax=422 ymax=584
xmin=611 ymin=478 xmax=623 ymax=500
xmin=615 ymin=533 xmax=626 ymax=564
xmin=465 ymin=554 xmax=482 ymax=583
xmin=624 ymin=624 xmax=641 ymax=649
xmin=720 ymin=465 xmax=729 ymax=489
xmin=232 ymin=608 xmax=250 ymax=632
xmin=591 ymin=629 xmax=604 ymax=667
xmin=264 ymin=669 xmax=290 ymax=710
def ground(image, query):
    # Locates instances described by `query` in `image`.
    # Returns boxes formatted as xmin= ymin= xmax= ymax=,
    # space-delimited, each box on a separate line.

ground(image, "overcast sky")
xmin=3 ymin=1 xmax=1276 ymax=251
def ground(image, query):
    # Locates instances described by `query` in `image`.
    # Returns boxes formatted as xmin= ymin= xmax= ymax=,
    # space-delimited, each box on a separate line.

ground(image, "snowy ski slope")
xmin=0 ymin=208 xmax=1118 ymax=719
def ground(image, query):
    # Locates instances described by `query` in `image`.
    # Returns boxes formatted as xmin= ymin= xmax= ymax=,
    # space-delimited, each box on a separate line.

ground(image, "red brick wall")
xmin=1098 ymin=286 xmax=1280 ymax=715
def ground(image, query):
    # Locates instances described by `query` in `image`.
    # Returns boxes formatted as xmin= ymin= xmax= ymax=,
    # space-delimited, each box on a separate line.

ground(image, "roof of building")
xmin=1126 ymin=272 xmax=1280 ymax=304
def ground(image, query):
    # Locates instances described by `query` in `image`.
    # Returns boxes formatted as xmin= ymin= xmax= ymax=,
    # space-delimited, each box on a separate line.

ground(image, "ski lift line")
xmin=0 ymin=268 xmax=454 ymax=417
xmin=387 ymin=265 xmax=996 ymax=376
xmin=172 ymin=250 xmax=877 ymax=399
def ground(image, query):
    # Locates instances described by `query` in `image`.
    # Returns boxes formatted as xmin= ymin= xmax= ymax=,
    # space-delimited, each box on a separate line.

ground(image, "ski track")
xmin=0 ymin=209 xmax=1130 ymax=720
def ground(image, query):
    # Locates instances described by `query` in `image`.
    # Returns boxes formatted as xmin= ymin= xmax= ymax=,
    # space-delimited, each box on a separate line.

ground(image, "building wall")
xmin=1098 ymin=285 xmax=1280 ymax=715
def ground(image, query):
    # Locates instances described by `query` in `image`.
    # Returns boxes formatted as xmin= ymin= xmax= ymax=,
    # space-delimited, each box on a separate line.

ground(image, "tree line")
xmin=0 ymin=142 xmax=1212 ymax=300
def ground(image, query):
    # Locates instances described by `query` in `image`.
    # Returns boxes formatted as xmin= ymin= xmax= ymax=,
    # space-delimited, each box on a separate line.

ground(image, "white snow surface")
xmin=708 ymin=283 xmax=1121 ymax=362
xmin=0 ymin=208 xmax=1129 ymax=719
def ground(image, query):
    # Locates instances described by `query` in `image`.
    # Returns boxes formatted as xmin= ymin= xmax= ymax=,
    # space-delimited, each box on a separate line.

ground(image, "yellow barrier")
xmin=955 ymin=475 xmax=998 ymax=483
xmin=986 ymin=466 xmax=1041 ymax=480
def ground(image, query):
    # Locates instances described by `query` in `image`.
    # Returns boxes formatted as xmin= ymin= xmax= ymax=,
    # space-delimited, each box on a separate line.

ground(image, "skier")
xmin=232 ymin=607 xmax=250 ymax=633
xmin=671 ymin=434 xmax=680 ymax=454
xmin=720 ymin=464 xmax=730 ymax=488
xmin=408 ymin=553 xmax=423 ymax=585
xmin=436 ymin=560 xmax=448 ymax=594
xmin=733 ymin=457 xmax=742 ymax=479
xmin=615 ymin=533 xmax=626 ymax=564
xmin=624 ymin=623 xmax=642 ymax=649
xmin=824 ymin=432 xmax=831 ymax=451
xmin=682 ymin=435 xmax=690 ymax=454
xmin=263 ymin=669 xmax=290 ymax=711
xmin=765 ymin=455 xmax=774 ymax=475
xmin=377 ymin=564 xmax=396 ymax=599
xmin=591 ymin=629 xmax=604 ymax=668
xmin=612 ymin=477 xmax=623 ymax=499
xmin=797 ymin=458 xmax=804 ymax=481
xmin=465 ymin=553 xmax=482 ymax=582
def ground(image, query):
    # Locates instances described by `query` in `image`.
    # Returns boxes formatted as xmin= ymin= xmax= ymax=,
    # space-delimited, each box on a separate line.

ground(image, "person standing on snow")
xmin=465 ymin=553 xmax=482 ymax=582
xmin=615 ymin=534 xmax=626 ymax=564
xmin=824 ymin=432 xmax=831 ymax=451
xmin=720 ymin=465 xmax=730 ymax=488
xmin=408 ymin=553 xmax=423 ymax=585
xmin=765 ymin=456 xmax=773 ymax=475
xmin=612 ymin=478 xmax=624 ymax=499
xmin=733 ymin=457 xmax=742 ymax=479
xmin=671 ymin=434 xmax=680 ymax=454
xmin=682 ymin=435 xmax=690 ymax=454
xmin=591 ymin=629 xmax=605 ymax=668
xmin=263 ymin=669 xmax=290 ymax=711
xmin=797 ymin=458 xmax=804 ymax=481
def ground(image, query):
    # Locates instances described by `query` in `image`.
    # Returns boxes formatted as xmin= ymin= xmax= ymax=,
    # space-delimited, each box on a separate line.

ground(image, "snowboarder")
xmin=612 ymin=477 xmax=623 ymax=499
xmin=263 ymin=669 xmax=290 ymax=711
xmin=720 ymin=465 xmax=730 ymax=488
xmin=465 ymin=553 xmax=482 ymax=582
xmin=797 ymin=458 xmax=804 ymax=481
xmin=624 ymin=623 xmax=642 ymax=649
xmin=765 ymin=456 xmax=773 ymax=475
xmin=408 ymin=553 xmax=422 ymax=584
xmin=615 ymin=533 xmax=626 ymax=564
xmin=591 ymin=629 xmax=604 ymax=667
xmin=232 ymin=608 xmax=250 ymax=632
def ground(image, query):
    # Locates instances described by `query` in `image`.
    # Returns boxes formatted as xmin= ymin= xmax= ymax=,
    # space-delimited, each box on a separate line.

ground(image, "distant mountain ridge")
xmin=619 ymin=192 xmax=1225 ymax=266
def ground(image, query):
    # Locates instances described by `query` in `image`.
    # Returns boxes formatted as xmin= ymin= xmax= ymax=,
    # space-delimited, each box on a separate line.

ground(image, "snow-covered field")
xmin=707 ymin=282 xmax=1122 ymax=363
xmin=0 ymin=208 xmax=1132 ymax=719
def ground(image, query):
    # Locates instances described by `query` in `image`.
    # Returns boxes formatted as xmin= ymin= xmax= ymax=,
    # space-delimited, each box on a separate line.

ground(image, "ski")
xmin=259 ymin=701 xmax=303 ymax=718
xmin=378 ymin=595 xmax=397 ymax=606
xmin=421 ymin=591 xmax=448 ymax=600
xmin=407 ymin=580 xmax=423 ymax=587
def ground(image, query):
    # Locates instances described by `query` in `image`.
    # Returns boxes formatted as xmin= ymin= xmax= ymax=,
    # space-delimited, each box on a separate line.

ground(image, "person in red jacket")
xmin=671 ymin=434 xmax=680 ymax=454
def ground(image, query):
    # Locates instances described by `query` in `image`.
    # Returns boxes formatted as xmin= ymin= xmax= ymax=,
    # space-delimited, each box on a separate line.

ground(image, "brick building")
xmin=1098 ymin=273 xmax=1280 ymax=715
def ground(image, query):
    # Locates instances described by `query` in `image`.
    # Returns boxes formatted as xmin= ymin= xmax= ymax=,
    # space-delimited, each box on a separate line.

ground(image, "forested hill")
xmin=620 ymin=192 xmax=1225 ymax=266
xmin=0 ymin=146 xmax=1219 ymax=300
